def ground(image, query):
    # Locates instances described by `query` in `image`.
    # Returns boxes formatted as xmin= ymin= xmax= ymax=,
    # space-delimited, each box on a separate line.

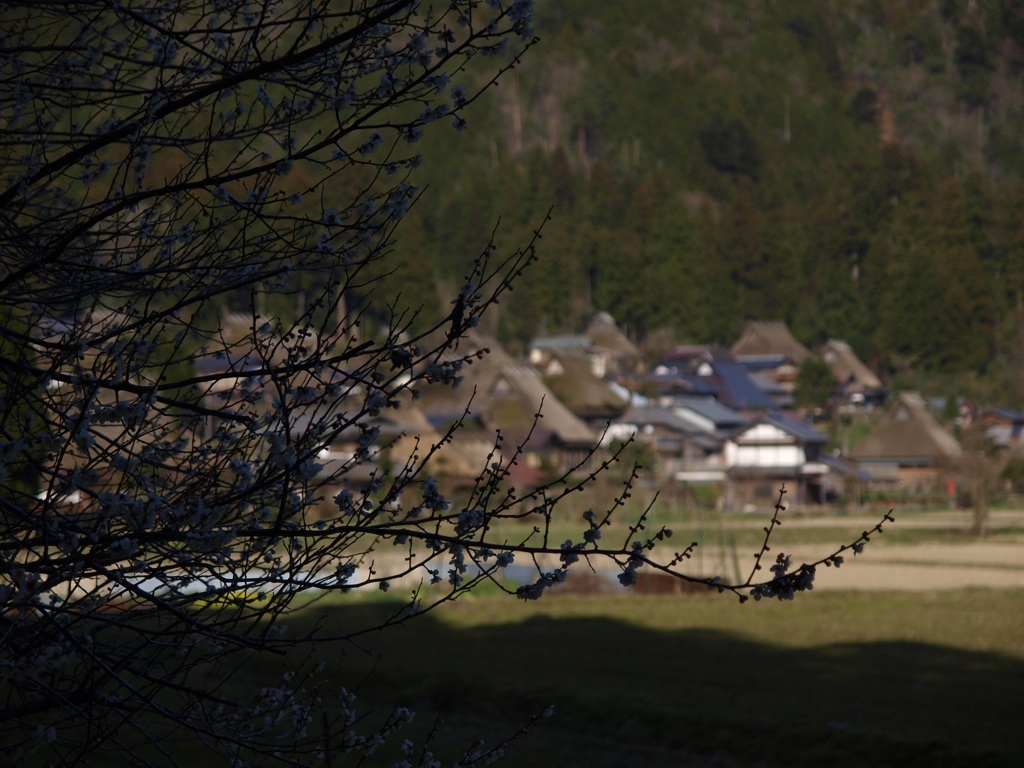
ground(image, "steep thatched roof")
xmin=413 ymin=333 xmax=515 ymax=415
xmin=586 ymin=311 xmax=640 ymax=357
xmin=487 ymin=366 xmax=596 ymax=447
xmin=731 ymin=321 xmax=810 ymax=363
xmin=821 ymin=339 xmax=882 ymax=389
xmin=850 ymin=392 xmax=961 ymax=463
xmin=413 ymin=335 xmax=597 ymax=449
xmin=540 ymin=350 xmax=629 ymax=419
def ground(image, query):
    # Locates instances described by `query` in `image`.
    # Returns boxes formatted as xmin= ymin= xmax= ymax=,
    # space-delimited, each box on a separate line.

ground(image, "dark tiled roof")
xmin=736 ymin=354 xmax=790 ymax=370
xmin=749 ymin=371 xmax=787 ymax=397
xmin=761 ymin=411 xmax=828 ymax=444
xmin=709 ymin=360 xmax=777 ymax=409
xmin=645 ymin=372 xmax=720 ymax=398
xmin=675 ymin=396 xmax=745 ymax=429
xmin=619 ymin=405 xmax=723 ymax=451
xmin=819 ymin=453 xmax=875 ymax=482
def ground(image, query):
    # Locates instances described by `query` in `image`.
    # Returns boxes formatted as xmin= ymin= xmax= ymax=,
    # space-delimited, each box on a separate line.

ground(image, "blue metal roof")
xmin=748 ymin=371 xmax=787 ymax=396
xmin=986 ymin=406 xmax=1024 ymax=424
xmin=677 ymin=375 xmax=720 ymax=397
xmin=736 ymin=354 xmax=789 ymax=369
xmin=710 ymin=360 xmax=777 ymax=409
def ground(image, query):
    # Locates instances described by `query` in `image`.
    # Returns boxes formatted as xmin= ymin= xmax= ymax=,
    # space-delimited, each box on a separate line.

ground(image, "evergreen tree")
xmin=991 ymin=180 xmax=1024 ymax=362
xmin=371 ymin=212 xmax=441 ymax=332
xmin=696 ymin=203 xmax=742 ymax=343
xmin=648 ymin=205 xmax=709 ymax=340
xmin=805 ymin=201 xmax=864 ymax=350
xmin=929 ymin=178 xmax=997 ymax=370
xmin=587 ymin=225 xmax=648 ymax=337
xmin=881 ymin=180 xmax=996 ymax=372
xmin=722 ymin=183 xmax=771 ymax=320
xmin=794 ymin=355 xmax=837 ymax=410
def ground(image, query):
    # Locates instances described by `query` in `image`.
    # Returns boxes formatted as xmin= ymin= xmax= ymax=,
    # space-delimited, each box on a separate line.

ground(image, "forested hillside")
xmin=374 ymin=0 xmax=1024 ymax=382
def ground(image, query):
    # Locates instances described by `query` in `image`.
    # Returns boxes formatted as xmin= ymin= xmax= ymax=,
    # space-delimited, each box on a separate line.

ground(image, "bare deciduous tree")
xmin=0 ymin=2 xmax=893 ymax=765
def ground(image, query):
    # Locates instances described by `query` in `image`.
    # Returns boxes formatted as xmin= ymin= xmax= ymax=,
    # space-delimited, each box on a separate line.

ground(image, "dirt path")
xmin=728 ymin=509 xmax=1024 ymax=591
xmin=659 ymin=509 xmax=1024 ymax=591
xmin=675 ymin=540 xmax=1024 ymax=591
xmin=799 ymin=541 xmax=1024 ymax=591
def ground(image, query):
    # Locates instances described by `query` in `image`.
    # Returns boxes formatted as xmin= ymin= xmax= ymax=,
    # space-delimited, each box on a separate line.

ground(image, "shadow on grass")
xmin=282 ymin=599 xmax=1024 ymax=768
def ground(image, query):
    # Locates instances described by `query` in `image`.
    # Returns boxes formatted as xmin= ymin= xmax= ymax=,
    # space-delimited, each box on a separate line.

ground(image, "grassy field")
xmin=480 ymin=496 xmax=1024 ymax=555
xmin=230 ymin=507 xmax=1024 ymax=767
xmin=264 ymin=587 xmax=1024 ymax=767
xmin=48 ymin=507 xmax=1024 ymax=767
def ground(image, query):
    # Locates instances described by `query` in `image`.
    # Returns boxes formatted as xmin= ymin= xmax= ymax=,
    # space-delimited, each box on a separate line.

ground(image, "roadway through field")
xmin=783 ymin=540 xmax=1024 ymax=590
xmin=717 ymin=509 xmax=1024 ymax=591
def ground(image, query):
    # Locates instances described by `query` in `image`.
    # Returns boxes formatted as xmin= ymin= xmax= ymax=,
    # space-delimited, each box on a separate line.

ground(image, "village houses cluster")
xmin=38 ymin=307 xmax=1024 ymax=518
xmin=298 ymin=313 xmax=1024 ymax=513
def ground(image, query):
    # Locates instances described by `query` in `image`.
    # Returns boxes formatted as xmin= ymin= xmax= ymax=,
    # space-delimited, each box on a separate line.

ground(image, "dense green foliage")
xmin=389 ymin=0 xmax=1024 ymax=378
xmin=794 ymin=355 xmax=837 ymax=409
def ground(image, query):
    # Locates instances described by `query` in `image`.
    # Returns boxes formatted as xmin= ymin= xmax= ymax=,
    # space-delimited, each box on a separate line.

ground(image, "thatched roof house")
xmin=415 ymin=336 xmax=599 ymax=482
xmin=486 ymin=366 xmax=597 ymax=449
xmin=731 ymin=321 xmax=811 ymax=394
xmin=821 ymin=339 xmax=881 ymax=389
xmin=723 ymin=411 xmax=829 ymax=508
xmin=538 ymin=349 xmax=630 ymax=425
xmin=731 ymin=321 xmax=810 ymax=364
xmin=850 ymin=392 xmax=961 ymax=490
xmin=820 ymin=339 xmax=885 ymax=407
xmin=586 ymin=311 xmax=643 ymax=373
xmin=529 ymin=312 xmax=644 ymax=378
